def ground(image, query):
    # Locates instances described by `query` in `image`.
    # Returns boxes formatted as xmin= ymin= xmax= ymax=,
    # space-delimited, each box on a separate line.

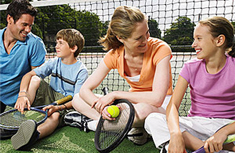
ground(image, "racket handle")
xmin=102 ymin=87 xmax=109 ymax=95
xmin=193 ymin=134 xmax=235 ymax=153
xmin=225 ymin=134 xmax=235 ymax=143
xmin=56 ymin=95 xmax=73 ymax=105
xmin=192 ymin=147 xmax=205 ymax=153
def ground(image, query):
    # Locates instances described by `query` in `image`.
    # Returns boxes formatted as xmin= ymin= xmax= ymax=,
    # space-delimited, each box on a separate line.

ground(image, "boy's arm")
xmin=42 ymin=101 xmax=73 ymax=116
xmin=14 ymin=70 xmax=37 ymax=113
xmin=74 ymin=68 xmax=88 ymax=96
xmin=166 ymin=76 xmax=189 ymax=153
xmin=31 ymin=65 xmax=42 ymax=70
xmin=204 ymin=122 xmax=235 ymax=152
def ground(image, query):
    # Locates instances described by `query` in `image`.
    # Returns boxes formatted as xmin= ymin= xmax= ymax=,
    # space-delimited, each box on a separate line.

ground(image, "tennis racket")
xmin=95 ymin=87 xmax=135 ymax=153
xmin=0 ymin=95 xmax=72 ymax=139
xmin=193 ymin=122 xmax=235 ymax=153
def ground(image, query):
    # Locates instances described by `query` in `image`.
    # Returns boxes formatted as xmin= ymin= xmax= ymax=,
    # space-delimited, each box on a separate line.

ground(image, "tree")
xmin=31 ymin=4 xmax=103 ymax=50
xmin=163 ymin=16 xmax=195 ymax=45
xmin=232 ymin=21 xmax=235 ymax=29
xmin=74 ymin=10 xmax=103 ymax=46
xmin=148 ymin=17 xmax=161 ymax=38
xmin=101 ymin=20 xmax=109 ymax=37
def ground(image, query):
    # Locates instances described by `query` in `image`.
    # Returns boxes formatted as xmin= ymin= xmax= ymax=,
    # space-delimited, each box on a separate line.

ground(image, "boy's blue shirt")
xmin=33 ymin=57 xmax=88 ymax=97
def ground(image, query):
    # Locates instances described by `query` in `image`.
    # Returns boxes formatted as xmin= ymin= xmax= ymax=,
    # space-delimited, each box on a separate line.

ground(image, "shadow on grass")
xmin=1 ymin=126 xmax=159 ymax=153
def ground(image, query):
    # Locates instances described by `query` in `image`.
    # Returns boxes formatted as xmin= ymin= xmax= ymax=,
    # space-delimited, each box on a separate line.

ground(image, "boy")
xmin=11 ymin=29 xmax=88 ymax=150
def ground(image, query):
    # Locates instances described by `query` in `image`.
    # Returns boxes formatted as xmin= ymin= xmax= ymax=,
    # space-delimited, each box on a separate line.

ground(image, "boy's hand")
xmin=42 ymin=105 xmax=59 ymax=116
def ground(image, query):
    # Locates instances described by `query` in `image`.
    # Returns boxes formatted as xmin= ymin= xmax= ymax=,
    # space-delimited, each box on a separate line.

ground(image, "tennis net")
xmin=1 ymin=0 xmax=234 ymax=115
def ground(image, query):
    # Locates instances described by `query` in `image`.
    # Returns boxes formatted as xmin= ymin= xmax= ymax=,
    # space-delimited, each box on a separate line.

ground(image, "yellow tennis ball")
xmin=107 ymin=105 xmax=120 ymax=118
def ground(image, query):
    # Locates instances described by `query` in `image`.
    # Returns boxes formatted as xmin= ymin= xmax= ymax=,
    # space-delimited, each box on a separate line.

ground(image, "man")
xmin=0 ymin=0 xmax=46 ymax=113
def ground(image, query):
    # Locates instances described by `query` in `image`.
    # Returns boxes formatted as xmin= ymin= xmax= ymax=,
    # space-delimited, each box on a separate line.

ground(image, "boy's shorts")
xmin=32 ymin=79 xmax=74 ymax=127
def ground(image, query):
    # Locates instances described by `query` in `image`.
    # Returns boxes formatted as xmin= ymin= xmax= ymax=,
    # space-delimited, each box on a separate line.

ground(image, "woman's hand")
xmin=101 ymin=106 xmax=115 ymax=120
xmin=101 ymin=105 xmax=121 ymax=121
xmin=92 ymin=93 xmax=115 ymax=113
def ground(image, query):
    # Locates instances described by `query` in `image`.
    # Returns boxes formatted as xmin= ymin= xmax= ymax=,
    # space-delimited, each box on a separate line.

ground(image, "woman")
xmin=67 ymin=6 xmax=173 ymax=145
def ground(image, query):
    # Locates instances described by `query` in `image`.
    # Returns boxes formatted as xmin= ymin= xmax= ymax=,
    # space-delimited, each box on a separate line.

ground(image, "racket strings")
xmin=98 ymin=104 xmax=130 ymax=149
xmin=0 ymin=110 xmax=46 ymax=130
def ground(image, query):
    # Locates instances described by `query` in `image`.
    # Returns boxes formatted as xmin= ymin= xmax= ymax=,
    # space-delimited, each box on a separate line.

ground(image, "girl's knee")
xmin=145 ymin=112 xmax=166 ymax=124
xmin=145 ymin=113 xmax=167 ymax=134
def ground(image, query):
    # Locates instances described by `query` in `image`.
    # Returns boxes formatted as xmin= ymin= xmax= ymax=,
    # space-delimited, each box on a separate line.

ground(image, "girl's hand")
xmin=168 ymin=133 xmax=186 ymax=153
xmin=204 ymin=131 xmax=227 ymax=153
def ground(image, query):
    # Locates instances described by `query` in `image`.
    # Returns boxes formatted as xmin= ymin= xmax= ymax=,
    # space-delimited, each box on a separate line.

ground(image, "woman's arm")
xmin=81 ymin=54 xmax=171 ymax=113
xmin=42 ymin=101 xmax=73 ymax=116
xmin=105 ymin=55 xmax=171 ymax=107
xmin=79 ymin=60 xmax=111 ymax=111
xmin=166 ymin=76 xmax=189 ymax=153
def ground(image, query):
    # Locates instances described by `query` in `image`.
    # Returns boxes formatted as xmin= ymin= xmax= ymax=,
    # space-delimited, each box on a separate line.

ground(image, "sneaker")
xmin=159 ymin=141 xmax=168 ymax=153
xmin=160 ymin=147 xmax=167 ymax=153
xmin=64 ymin=111 xmax=93 ymax=132
xmin=127 ymin=127 xmax=149 ymax=145
xmin=0 ymin=128 xmax=17 ymax=140
xmin=159 ymin=142 xmax=189 ymax=153
xmin=11 ymin=120 xmax=39 ymax=150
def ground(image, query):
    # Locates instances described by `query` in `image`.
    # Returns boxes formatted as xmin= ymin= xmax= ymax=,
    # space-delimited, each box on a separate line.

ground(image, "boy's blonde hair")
xmin=56 ymin=29 xmax=85 ymax=57
xmin=98 ymin=6 xmax=146 ymax=51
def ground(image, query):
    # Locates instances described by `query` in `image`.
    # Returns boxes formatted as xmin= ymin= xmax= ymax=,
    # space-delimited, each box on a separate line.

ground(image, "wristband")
xmin=18 ymin=95 xmax=28 ymax=99
xmin=63 ymin=104 xmax=68 ymax=109
xmin=58 ymin=105 xmax=63 ymax=111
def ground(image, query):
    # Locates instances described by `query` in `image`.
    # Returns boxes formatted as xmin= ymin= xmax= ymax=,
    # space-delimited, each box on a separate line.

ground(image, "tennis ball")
xmin=107 ymin=105 xmax=120 ymax=118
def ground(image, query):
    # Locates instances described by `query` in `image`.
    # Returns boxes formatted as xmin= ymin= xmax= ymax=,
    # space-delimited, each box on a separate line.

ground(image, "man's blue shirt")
xmin=0 ymin=28 xmax=46 ymax=106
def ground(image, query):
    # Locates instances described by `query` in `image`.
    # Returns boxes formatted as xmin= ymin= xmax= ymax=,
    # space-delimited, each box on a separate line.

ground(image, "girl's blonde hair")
xmin=99 ymin=6 xmax=146 ymax=51
xmin=199 ymin=16 xmax=235 ymax=57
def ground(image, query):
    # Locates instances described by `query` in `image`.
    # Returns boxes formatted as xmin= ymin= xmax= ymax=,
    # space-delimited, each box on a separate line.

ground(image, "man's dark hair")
xmin=6 ymin=0 xmax=37 ymax=23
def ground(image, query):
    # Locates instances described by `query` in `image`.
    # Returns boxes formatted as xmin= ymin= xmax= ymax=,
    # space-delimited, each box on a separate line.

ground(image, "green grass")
xmin=0 ymin=53 xmax=193 ymax=152
xmin=0 ymin=126 xmax=159 ymax=153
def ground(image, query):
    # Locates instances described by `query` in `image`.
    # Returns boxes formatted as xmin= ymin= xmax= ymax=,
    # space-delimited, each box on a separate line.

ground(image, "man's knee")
xmin=30 ymin=76 xmax=41 ymax=88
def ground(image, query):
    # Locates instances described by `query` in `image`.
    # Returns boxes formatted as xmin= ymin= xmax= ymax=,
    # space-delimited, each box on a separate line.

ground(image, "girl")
xmin=145 ymin=16 xmax=235 ymax=152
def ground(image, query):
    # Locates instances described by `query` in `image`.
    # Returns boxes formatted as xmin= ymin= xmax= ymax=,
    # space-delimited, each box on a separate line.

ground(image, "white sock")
xmin=87 ymin=120 xmax=98 ymax=131
xmin=165 ymin=143 xmax=169 ymax=151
